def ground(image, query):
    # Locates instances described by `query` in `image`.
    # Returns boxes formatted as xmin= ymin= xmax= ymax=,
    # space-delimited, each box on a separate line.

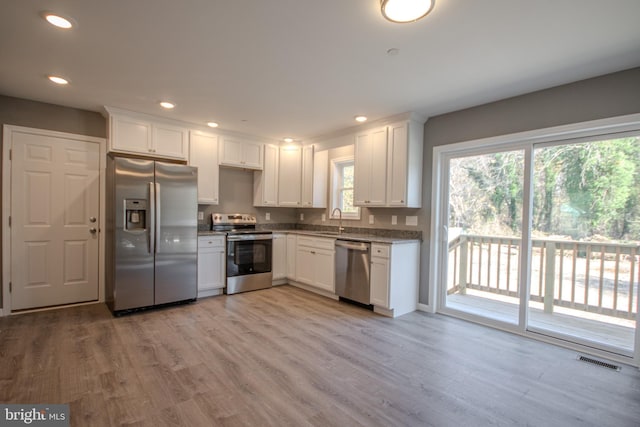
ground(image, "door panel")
xmin=11 ymin=131 xmax=100 ymax=310
xmin=153 ymin=162 xmax=197 ymax=304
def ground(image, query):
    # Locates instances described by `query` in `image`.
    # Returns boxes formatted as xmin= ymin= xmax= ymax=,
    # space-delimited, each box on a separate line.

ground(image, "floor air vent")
xmin=577 ymin=355 xmax=621 ymax=371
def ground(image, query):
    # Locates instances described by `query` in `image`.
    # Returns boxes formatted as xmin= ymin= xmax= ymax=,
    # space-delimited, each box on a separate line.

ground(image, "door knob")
xmin=89 ymin=228 xmax=97 ymax=234
xmin=89 ymin=217 xmax=97 ymax=223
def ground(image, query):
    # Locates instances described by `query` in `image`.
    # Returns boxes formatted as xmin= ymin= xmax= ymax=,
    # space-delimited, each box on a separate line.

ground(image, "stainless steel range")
xmin=212 ymin=213 xmax=273 ymax=294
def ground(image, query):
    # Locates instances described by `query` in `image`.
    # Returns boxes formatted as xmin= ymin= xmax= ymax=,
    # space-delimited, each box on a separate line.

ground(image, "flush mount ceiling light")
xmin=355 ymin=115 xmax=368 ymax=123
xmin=40 ymin=11 xmax=75 ymax=29
xmin=207 ymin=122 xmax=219 ymax=128
xmin=380 ymin=0 xmax=435 ymax=23
xmin=283 ymin=137 xmax=294 ymax=143
xmin=159 ymin=101 xmax=175 ymax=109
xmin=48 ymin=75 xmax=69 ymax=85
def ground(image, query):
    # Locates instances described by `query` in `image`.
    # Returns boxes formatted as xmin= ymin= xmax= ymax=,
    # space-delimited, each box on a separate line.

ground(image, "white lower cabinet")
xmin=198 ymin=236 xmax=226 ymax=297
xmin=370 ymin=242 xmax=420 ymax=317
xmin=286 ymin=234 xmax=297 ymax=280
xmin=295 ymin=236 xmax=335 ymax=293
xmin=272 ymin=233 xmax=287 ymax=281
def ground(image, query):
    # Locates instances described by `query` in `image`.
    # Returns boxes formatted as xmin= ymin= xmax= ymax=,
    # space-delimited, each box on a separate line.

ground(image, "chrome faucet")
xmin=331 ymin=208 xmax=344 ymax=234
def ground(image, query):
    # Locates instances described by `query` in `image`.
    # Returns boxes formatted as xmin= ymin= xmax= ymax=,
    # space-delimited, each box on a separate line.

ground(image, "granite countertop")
xmin=269 ymin=229 xmax=420 ymax=244
xmin=197 ymin=226 xmax=421 ymax=244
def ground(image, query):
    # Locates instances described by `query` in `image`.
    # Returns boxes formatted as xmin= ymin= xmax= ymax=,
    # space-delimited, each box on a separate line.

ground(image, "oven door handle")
xmin=227 ymin=234 xmax=273 ymax=241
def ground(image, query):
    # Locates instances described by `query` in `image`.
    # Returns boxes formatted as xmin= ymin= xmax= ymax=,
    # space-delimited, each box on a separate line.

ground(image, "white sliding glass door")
xmin=528 ymin=137 xmax=639 ymax=355
xmin=444 ymin=149 xmax=525 ymax=326
xmin=432 ymin=115 xmax=640 ymax=365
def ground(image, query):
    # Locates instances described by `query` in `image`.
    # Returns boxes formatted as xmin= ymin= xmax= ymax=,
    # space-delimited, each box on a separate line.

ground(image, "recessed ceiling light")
xmin=207 ymin=122 xmax=219 ymax=128
xmin=160 ymin=101 xmax=175 ymax=109
xmin=355 ymin=116 xmax=368 ymax=123
xmin=48 ymin=75 xmax=69 ymax=85
xmin=41 ymin=11 xmax=74 ymax=29
xmin=283 ymin=137 xmax=294 ymax=143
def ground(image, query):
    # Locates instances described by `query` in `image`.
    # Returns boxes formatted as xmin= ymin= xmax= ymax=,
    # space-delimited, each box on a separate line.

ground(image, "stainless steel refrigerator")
xmin=106 ymin=157 xmax=198 ymax=313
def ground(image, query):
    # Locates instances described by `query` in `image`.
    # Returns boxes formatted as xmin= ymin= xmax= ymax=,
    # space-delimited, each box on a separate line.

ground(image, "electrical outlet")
xmin=322 ymin=213 xmax=326 ymax=222
xmin=266 ymin=212 xmax=271 ymax=221
xmin=300 ymin=213 xmax=304 ymax=221
xmin=369 ymin=215 xmax=375 ymax=225
xmin=391 ymin=215 xmax=397 ymax=225
xmin=198 ymin=211 xmax=204 ymax=221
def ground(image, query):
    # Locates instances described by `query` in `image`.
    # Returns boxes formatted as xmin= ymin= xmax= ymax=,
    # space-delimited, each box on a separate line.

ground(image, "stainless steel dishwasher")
xmin=335 ymin=240 xmax=371 ymax=305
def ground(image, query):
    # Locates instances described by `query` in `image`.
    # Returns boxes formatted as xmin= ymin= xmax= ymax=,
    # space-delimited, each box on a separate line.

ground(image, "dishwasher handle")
xmin=335 ymin=240 xmax=369 ymax=251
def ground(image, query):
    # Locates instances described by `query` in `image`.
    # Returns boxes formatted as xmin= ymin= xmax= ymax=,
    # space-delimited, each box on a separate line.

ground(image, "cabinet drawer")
xmin=198 ymin=236 xmax=225 ymax=248
xmin=298 ymin=236 xmax=335 ymax=251
xmin=296 ymin=236 xmax=316 ymax=248
xmin=371 ymin=244 xmax=390 ymax=259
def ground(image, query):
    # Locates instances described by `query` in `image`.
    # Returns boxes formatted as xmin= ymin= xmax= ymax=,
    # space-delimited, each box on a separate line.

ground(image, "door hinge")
xmin=8 ymin=216 xmax=10 ymax=227
xmin=9 ymin=149 xmax=11 ymax=161
xmin=9 ymin=282 xmax=11 ymax=293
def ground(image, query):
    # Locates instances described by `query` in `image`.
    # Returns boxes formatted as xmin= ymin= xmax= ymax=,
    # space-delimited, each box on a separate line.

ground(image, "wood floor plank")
xmin=1 ymin=285 xmax=639 ymax=426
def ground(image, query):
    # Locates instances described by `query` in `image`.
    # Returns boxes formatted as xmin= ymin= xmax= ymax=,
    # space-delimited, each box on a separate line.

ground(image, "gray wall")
xmin=0 ymin=95 xmax=106 ymax=309
xmin=417 ymin=67 xmax=640 ymax=305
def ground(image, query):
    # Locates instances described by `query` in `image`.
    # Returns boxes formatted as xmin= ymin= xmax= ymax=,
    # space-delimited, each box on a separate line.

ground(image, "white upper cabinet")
xmin=278 ymin=145 xmax=302 ymax=207
xmin=386 ymin=120 xmax=424 ymax=208
xmin=354 ymin=126 xmax=388 ymax=206
xmin=189 ymin=131 xmax=219 ymax=204
xmin=219 ymin=136 xmax=263 ymax=170
xmin=254 ymin=144 xmax=279 ymax=206
xmin=353 ymin=118 xmax=424 ymax=208
xmin=301 ymin=146 xmax=328 ymax=208
xmin=106 ymin=108 xmax=189 ymax=160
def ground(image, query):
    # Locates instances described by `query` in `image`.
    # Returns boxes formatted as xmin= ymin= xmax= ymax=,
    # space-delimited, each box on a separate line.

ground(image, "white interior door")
xmin=10 ymin=129 xmax=100 ymax=310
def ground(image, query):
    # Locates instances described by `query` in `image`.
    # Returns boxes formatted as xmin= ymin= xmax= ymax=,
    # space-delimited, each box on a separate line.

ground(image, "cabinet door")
xmin=153 ymin=123 xmax=188 ymax=160
xmin=189 ymin=131 xmax=219 ymax=204
xmin=286 ymin=235 xmax=297 ymax=279
xmin=254 ymin=144 xmax=279 ymax=206
xmin=198 ymin=237 xmax=225 ymax=292
xmin=219 ymin=137 xmax=244 ymax=166
xmin=369 ymin=127 xmax=388 ymax=205
xmin=111 ymin=115 xmax=151 ymax=154
xmin=354 ymin=132 xmax=371 ymax=205
xmin=272 ymin=234 xmax=287 ymax=280
xmin=370 ymin=256 xmax=390 ymax=308
xmin=313 ymin=249 xmax=335 ymax=292
xmin=198 ymin=248 xmax=225 ymax=291
xmin=301 ymin=145 xmax=314 ymax=207
xmin=354 ymin=127 xmax=387 ymax=206
xmin=387 ymin=122 xmax=408 ymax=206
xmin=278 ymin=145 xmax=302 ymax=206
xmin=242 ymin=141 xmax=264 ymax=169
xmin=215 ymin=249 xmax=226 ymax=288
xmin=295 ymin=247 xmax=315 ymax=285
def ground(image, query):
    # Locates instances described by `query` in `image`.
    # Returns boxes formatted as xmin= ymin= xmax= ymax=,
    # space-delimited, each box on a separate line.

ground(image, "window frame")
xmin=330 ymin=156 xmax=360 ymax=220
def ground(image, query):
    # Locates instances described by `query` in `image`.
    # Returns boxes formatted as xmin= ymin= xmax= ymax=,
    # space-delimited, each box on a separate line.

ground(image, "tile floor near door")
xmin=1 ymin=285 xmax=639 ymax=426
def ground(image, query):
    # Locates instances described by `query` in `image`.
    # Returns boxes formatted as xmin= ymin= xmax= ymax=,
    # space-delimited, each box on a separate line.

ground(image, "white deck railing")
xmin=448 ymin=235 xmax=639 ymax=319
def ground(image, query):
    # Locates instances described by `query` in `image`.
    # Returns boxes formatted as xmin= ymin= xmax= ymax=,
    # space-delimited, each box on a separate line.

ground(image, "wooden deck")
xmin=447 ymin=290 xmax=636 ymax=351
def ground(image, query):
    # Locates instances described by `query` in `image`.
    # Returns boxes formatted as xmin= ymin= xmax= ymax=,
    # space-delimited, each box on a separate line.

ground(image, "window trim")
xmin=330 ymin=155 xmax=360 ymax=220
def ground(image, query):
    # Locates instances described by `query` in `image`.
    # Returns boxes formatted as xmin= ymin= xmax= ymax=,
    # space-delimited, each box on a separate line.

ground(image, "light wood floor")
xmin=1 ymin=285 xmax=639 ymax=426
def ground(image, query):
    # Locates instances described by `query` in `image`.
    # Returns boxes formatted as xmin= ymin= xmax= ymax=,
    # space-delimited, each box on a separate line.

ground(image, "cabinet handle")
xmin=310 ymin=250 xmax=316 ymax=254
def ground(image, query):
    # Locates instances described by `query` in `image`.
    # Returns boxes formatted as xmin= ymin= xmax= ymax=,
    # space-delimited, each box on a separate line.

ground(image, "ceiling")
xmin=2 ymin=1 xmax=640 ymax=141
